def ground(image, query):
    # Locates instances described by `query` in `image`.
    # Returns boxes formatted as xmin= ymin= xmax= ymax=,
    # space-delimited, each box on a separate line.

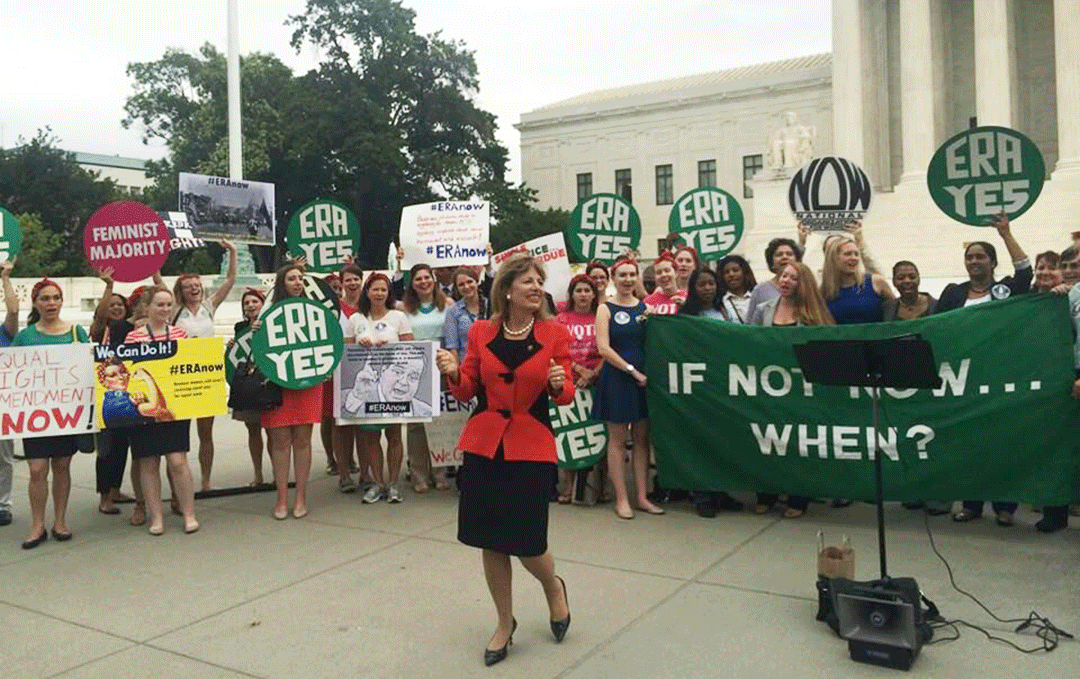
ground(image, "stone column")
xmin=973 ymin=0 xmax=1017 ymax=127
xmin=1053 ymin=0 xmax=1080 ymax=175
xmin=831 ymin=0 xmax=865 ymax=164
xmin=899 ymin=0 xmax=936 ymax=182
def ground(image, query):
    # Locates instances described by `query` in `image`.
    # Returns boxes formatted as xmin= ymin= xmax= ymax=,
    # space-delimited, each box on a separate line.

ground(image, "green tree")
xmin=0 ymin=131 xmax=120 ymax=275
xmin=10 ymin=213 xmax=65 ymax=277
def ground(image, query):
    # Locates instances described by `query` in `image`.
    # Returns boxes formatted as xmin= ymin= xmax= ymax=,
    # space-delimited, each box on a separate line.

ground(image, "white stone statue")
xmin=767 ymin=111 xmax=816 ymax=172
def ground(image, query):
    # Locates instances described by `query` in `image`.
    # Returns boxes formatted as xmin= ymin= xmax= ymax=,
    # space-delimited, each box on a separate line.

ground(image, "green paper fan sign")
xmin=0 ymin=206 xmax=22 ymax=262
xmin=251 ymin=298 xmax=344 ymax=389
xmin=927 ymin=126 xmax=1046 ymax=226
xmin=565 ymin=193 xmax=641 ymax=263
xmin=286 ymin=199 xmax=361 ymax=273
xmin=667 ymin=188 xmax=744 ymax=261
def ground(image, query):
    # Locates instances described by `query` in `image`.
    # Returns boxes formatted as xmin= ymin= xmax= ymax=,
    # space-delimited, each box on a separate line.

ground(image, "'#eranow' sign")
xmin=927 ymin=126 xmax=1045 ymax=226
xmin=787 ymin=157 xmax=872 ymax=231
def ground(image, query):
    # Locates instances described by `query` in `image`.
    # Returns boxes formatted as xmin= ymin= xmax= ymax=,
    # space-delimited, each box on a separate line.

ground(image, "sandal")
xmin=557 ymin=493 xmax=572 ymax=505
xmin=129 ymin=502 xmax=146 ymax=527
xmin=952 ymin=509 xmax=981 ymax=522
xmin=995 ymin=511 xmax=1014 ymax=527
xmin=413 ymin=482 xmax=430 ymax=494
xmin=783 ymin=507 xmax=805 ymax=519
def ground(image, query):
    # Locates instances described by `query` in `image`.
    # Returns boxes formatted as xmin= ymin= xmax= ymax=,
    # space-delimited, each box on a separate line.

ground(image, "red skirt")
xmin=262 ymin=383 xmax=324 ymax=429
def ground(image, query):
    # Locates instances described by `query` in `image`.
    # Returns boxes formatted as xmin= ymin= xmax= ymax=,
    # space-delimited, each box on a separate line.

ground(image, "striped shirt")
xmin=126 ymin=325 xmax=188 ymax=342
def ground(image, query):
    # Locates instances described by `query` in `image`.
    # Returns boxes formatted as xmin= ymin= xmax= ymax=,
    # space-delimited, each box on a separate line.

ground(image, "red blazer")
xmin=449 ymin=318 xmax=575 ymax=463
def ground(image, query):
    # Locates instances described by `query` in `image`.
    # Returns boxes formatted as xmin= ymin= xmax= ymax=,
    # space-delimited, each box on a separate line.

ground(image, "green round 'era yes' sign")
xmin=286 ymin=199 xmax=361 ymax=273
xmin=251 ymin=297 xmax=344 ymax=389
xmin=224 ymin=328 xmax=253 ymax=384
xmin=0 ymin=206 xmax=23 ymax=262
xmin=565 ymin=193 xmax=641 ymax=264
xmin=926 ymin=126 xmax=1045 ymax=226
xmin=667 ymin=187 xmax=744 ymax=261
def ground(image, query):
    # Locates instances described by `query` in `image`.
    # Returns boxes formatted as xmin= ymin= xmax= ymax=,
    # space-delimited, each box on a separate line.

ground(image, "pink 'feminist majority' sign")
xmin=83 ymin=201 xmax=171 ymax=282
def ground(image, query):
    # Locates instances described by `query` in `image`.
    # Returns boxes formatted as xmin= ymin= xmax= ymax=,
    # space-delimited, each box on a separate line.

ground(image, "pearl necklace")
xmin=502 ymin=317 xmax=534 ymax=336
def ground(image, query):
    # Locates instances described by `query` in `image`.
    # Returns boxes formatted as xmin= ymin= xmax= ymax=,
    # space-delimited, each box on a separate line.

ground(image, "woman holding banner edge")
xmin=434 ymin=252 xmax=573 ymax=666
xmin=936 ymin=212 xmax=1031 ymax=527
xmin=593 ymin=258 xmax=665 ymax=519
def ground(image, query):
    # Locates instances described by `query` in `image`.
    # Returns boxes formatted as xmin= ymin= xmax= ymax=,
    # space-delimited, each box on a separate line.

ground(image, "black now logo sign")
xmin=787 ymin=156 xmax=873 ymax=231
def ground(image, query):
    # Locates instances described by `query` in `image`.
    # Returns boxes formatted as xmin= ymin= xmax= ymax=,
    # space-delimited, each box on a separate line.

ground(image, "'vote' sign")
xmin=0 ymin=206 xmax=22 ymax=262
xmin=287 ymin=199 xmax=361 ymax=273
xmin=667 ymin=188 xmax=744 ymax=261
xmin=927 ymin=126 xmax=1045 ymax=226
xmin=566 ymin=193 xmax=641 ymax=264
xmin=251 ymin=298 xmax=343 ymax=389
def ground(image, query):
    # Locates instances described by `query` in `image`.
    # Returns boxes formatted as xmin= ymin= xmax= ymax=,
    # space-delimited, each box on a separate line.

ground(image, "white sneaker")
xmin=386 ymin=485 xmax=403 ymax=504
xmin=362 ymin=485 xmax=385 ymax=504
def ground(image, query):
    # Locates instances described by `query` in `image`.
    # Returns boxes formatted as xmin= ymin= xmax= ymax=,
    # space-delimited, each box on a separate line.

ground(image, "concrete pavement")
xmin=0 ymin=423 xmax=1076 ymax=678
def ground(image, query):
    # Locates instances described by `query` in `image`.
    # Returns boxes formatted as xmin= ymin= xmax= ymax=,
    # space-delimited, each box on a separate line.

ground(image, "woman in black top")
xmin=935 ymin=213 xmax=1031 ymax=526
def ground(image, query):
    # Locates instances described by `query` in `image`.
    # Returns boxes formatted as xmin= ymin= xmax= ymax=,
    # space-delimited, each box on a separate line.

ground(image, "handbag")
xmin=228 ymin=359 xmax=282 ymax=411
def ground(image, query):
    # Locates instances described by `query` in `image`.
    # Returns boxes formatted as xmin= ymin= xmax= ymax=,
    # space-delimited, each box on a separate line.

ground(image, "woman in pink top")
xmin=643 ymin=253 xmax=684 ymax=315
xmin=554 ymin=275 xmax=603 ymax=503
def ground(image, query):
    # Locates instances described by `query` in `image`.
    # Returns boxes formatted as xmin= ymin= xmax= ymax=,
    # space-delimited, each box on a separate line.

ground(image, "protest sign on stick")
xmin=179 ymin=172 xmax=275 ymax=245
xmin=566 ymin=193 xmax=641 ymax=264
xmin=787 ymin=157 xmax=873 ymax=231
xmin=159 ymin=211 xmax=206 ymax=251
xmin=92 ymin=337 xmax=227 ymax=427
xmin=0 ymin=206 xmax=22 ymax=262
xmin=335 ymin=342 xmax=439 ymax=423
xmin=492 ymin=232 xmax=572 ymax=302
xmin=549 ymin=387 xmax=607 ymax=470
xmin=926 ymin=126 xmax=1046 ymax=226
xmin=667 ymin=187 xmax=744 ymax=261
xmin=252 ymin=298 xmax=343 ymax=389
xmin=287 ymin=199 xmax=361 ymax=273
xmin=0 ymin=345 xmax=97 ymax=439
xmin=83 ymin=201 xmax=171 ymax=282
xmin=399 ymin=201 xmax=489 ymax=269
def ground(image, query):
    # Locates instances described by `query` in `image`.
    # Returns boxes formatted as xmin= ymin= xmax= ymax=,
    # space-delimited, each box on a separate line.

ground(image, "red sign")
xmin=83 ymin=201 xmax=171 ymax=282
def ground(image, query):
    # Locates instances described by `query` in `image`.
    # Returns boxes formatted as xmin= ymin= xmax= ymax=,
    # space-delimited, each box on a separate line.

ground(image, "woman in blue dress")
xmin=592 ymin=258 xmax=664 ymax=520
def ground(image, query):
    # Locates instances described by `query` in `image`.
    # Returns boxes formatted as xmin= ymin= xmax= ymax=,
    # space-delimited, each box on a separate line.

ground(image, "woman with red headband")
xmin=592 ymin=258 xmax=664 ymax=519
xmin=230 ymin=288 xmax=268 ymax=487
xmin=643 ymin=253 xmax=684 ymax=315
xmin=344 ymin=272 xmax=415 ymax=504
xmin=586 ymin=261 xmax=610 ymax=304
xmin=156 ymin=240 xmax=237 ymax=492
xmin=673 ymin=245 xmax=700 ymax=292
xmin=555 ymin=274 xmax=603 ymax=503
xmin=12 ymin=279 xmax=89 ymax=548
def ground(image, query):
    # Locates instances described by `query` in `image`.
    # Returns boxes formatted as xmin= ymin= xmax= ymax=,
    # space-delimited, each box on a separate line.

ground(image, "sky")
xmin=1 ymin=0 xmax=832 ymax=184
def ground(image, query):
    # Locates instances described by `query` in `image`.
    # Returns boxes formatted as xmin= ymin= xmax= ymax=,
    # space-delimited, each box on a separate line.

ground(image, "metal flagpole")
xmin=227 ymin=0 xmax=242 ymax=181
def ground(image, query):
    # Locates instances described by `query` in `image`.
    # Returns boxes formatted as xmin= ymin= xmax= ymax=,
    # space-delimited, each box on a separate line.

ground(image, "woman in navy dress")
xmin=592 ymin=258 xmax=664 ymax=520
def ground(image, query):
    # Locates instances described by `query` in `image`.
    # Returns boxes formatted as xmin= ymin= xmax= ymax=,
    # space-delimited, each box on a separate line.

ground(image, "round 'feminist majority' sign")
xmin=565 ymin=193 xmax=641 ymax=263
xmin=286 ymin=199 xmax=361 ymax=273
xmin=667 ymin=187 xmax=744 ymax=261
xmin=83 ymin=201 xmax=171 ymax=281
xmin=251 ymin=297 xmax=343 ymax=389
xmin=926 ymin=126 xmax=1045 ymax=226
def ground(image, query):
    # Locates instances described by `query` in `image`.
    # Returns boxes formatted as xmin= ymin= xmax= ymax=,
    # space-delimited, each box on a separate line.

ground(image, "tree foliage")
xmin=123 ymin=0 xmax=542 ymax=271
xmin=9 ymin=213 xmax=65 ymax=277
xmin=0 ymin=131 xmax=120 ymax=275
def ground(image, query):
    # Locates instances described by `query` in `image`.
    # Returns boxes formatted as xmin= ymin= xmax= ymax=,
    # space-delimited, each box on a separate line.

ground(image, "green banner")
xmin=926 ymin=126 xmax=1045 ymax=226
xmin=549 ymin=386 xmax=607 ymax=470
xmin=565 ymin=193 xmax=641 ymax=264
xmin=667 ymin=187 xmax=743 ymax=261
xmin=286 ymin=199 xmax=361 ymax=273
xmin=645 ymin=294 xmax=1079 ymax=504
xmin=0 ymin=206 xmax=22 ymax=261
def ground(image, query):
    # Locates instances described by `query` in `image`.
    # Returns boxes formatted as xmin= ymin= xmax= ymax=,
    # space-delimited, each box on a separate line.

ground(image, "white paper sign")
xmin=399 ymin=201 xmax=489 ymax=268
xmin=0 ymin=344 xmax=98 ymax=439
xmin=492 ymin=232 xmax=572 ymax=303
xmin=426 ymin=390 xmax=474 ymax=467
xmin=334 ymin=341 xmax=440 ymax=424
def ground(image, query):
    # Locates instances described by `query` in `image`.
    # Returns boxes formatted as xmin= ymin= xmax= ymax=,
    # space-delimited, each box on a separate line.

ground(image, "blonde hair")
xmin=820 ymin=235 xmax=866 ymax=301
xmin=488 ymin=253 xmax=551 ymax=325
xmin=786 ymin=263 xmax=835 ymax=326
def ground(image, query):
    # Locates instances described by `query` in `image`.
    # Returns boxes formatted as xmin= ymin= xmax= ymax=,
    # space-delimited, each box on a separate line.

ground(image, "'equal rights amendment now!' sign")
xmin=0 ymin=344 xmax=97 ymax=439
xmin=645 ymin=294 xmax=1080 ymax=505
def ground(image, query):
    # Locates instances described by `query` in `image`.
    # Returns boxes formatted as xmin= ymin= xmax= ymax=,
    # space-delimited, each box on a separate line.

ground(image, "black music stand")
xmin=794 ymin=334 xmax=941 ymax=580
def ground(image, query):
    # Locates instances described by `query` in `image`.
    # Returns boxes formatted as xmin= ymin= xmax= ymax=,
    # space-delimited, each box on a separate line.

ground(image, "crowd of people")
xmin=0 ymin=219 xmax=1078 ymax=556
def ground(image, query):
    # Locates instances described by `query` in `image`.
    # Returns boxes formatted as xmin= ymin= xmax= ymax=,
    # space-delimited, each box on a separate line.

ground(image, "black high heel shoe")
xmin=484 ymin=618 xmax=516 ymax=667
xmin=550 ymin=575 xmax=571 ymax=642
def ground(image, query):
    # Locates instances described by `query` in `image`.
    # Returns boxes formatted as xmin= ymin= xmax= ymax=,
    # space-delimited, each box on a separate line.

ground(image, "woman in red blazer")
xmin=435 ymin=253 xmax=574 ymax=667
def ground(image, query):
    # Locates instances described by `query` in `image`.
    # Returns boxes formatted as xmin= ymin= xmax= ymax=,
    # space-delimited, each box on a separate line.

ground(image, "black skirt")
xmin=22 ymin=435 xmax=78 ymax=460
xmin=457 ymin=446 xmax=558 ymax=557
xmin=128 ymin=420 xmax=191 ymax=459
